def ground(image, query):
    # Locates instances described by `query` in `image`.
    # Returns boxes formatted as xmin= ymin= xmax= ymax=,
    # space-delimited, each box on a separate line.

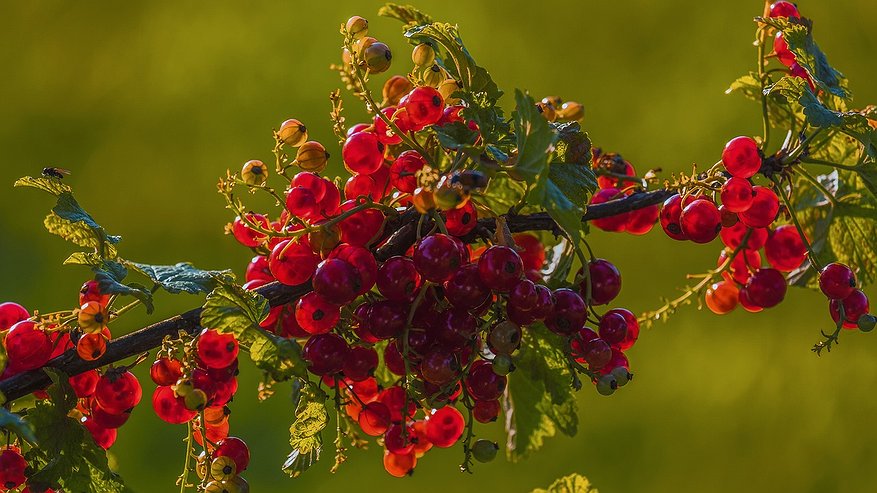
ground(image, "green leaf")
xmin=771 ymin=18 xmax=849 ymax=99
xmin=378 ymin=3 xmax=434 ymax=29
xmin=0 ymin=408 xmax=35 ymax=444
xmin=201 ymin=279 xmax=307 ymax=392
xmin=63 ymin=252 xmax=103 ymax=267
xmin=14 ymin=176 xmax=71 ymax=196
xmin=127 ymin=262 xmax=230 ymax=295
xmin=93 ymin=261 xmax=154 ymax=314
xmin=512 ymin=90 xmax=557 ymax=183
xmin=767 ymin=76 xmax=842 ymax=127
xmin=25 ymin=369 xmax=131 ymax=493
xmin=726 ymin=72 xmax=794 ymax=128
xmin=283 ymin=388 xmax=328 ymax=478
xmin=531 ymin=473 xmax=599 ymax=493
xmin=503 ymin=324 xmax=578 ymax=461
xmin=433 ymin=121 xmax=480 ymax=150
xmin=828 ymin=201 xmax=877 ymax=286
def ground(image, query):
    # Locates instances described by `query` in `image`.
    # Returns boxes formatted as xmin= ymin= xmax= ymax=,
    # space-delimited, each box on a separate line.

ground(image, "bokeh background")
xmin=2 ymin=1 xmax=876 ymax=492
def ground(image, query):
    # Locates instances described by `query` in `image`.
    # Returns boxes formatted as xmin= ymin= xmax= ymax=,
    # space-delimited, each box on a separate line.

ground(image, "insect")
xmin=41 ymin=167 xmax=71 ymax=179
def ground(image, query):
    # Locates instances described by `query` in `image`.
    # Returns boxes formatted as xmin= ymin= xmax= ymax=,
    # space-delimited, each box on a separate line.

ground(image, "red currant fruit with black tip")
xmin=545 ymin=288 xmax=587 ymax=336
xmin=269 ymin=239 xmax=319 ymax=286
xmin=70 ymin=369 xmax=100 ymax=398
xmin=722 ymin=136 xmax=762 ymax=178
xmin=377 ymin=256 xmax=421 ymax=301
xmin=434 ymin=308 xmax=478 ymax=349
xmin=401 ymin=86 xmax=445 ymax=128
xmin=383 ymin=341 xmax=408 ymax=376
xmin=384 ymin=423 xmax=417 ymax=455
xmin=374 ymin=106 xmax=403 ymax=145
xmin=769 ymin=1 xmax=801 ymax=18
xmin=626 ymin=203 xmax=659 ymax=235
xmin=598 ymin=312 xmax=628 ymax=346
xmin=383 ymin=450 xmax=417 ymax=478
xmin=719 ymin=248 xmax=761 ymax=285
xmin=207 ymin=358 xmax=239 ymax=382
xmin=292 ymin=171 xmax=327 ymax=202
xmin=744 ymin=268 xmax=787 ymax=308
xmin=245 ymin=255 xmax=273 ymax=283
xmin=80 ymin=280 xmax=110 ymax=307
xmin=92 ymin=406 xmax=131 ymax=429
xmin=302 ymin=333 xmax=348 ymax=376
xmin=584 ymin=337 xmax=613 ymax=370
xmin=215 ymin=437 xmax=250 ymax=473
xmin=660 ymin=194 xmax=689 ymax=240
xmin=425 ymin=406 xmax=465 ymax=448
xmin=313 ymin=258 xmax=362 ymax=304
xmin=509 ymin=279 xmax=540 ymax=312
xmin=359 ymin=402 xmax=392 ymax=436
xmin=295 ymin=292 xmax=341 ymax=335
xmin=764 ymin=224 xmax=808 ymax=272
xmin=211 ymin=376 xmax=238 ymax=407
xmin=94 ymin=370 xmax=142 ymax=414
xmin=570 ymin=327 xmax=598 ymax=362
xmin=197 ymin=329 xmax=239 ymax=369
xmin=0 ymin=302 xmax=29 ymax=331
xmin=83 ymin=417 xmax=117 ymax=449
xmin=343 ymin=346 xmax=379 ymax=382
xmin=465 ymin=361 xmax=507 ymax=401
xmin=607 ymin=308 xmax=639 ymax=350
xmin=590 ymin=188 xmax=629 ymax=232
xmin=0 ymin=448 xmax=26 ymax=490
xmin=739 ymin=186 xmax=780 ymax=228
xmin=829 ymin=289 xmax=870 ymax=329
xmin=774 ymin=32 xmax=796 ymax=67
xmin=530 ymin=284 xmax=555 ymax=319
xmin=585 ymin=258 xmax=622 ymax=305
xmin=231 ymin=213 xmax=269 ymax=248
xmin=4 ymin=321 xmax=52 ymax=371
xmin=721 ymin=177 xmax=755 ymax=213
xmin=378 ymin=386 xmax=417 ymax=423
xmin=285 ymin=186 xmax=320 ymax=220
xmin=342 ymin=131 xmax=385 ymax=174
xmin=329 ymin=243 xmax=378 ymax=295
xmin=339 ymin=200 xmax=385 ymax=247
xmin=420 ymin=349 xmax=460 ymax=386
xmin=443 ymin=264 xmax=491 ymax=310
xmin=478 ymin=245 xmax=524 ymax=292
xmin=367 ymin=300 xmax=408 ymax=340
xmin=413 ymin=234 xmax=464 ymax=282
xmin=390 ymin=150 xmax=426 ymax=193
xmin=738 ymin=287 xmax=764 ymax=313
xmin=514 ymin=233 xmax=546 ymax=271
xmin=473 ymin=399 xmax=501 ymax=423
xmin=445 ymin=200 xmax=478 ymax=236
xmin=680 ymin=198 xmax=722 ymax=244
xmin=705 ymin=281 xmax=739 ymax=315
xmin=721 ymin=222 xmax=768 ymax=250
xmin=819 ymin=263 xmax=856 ymax=300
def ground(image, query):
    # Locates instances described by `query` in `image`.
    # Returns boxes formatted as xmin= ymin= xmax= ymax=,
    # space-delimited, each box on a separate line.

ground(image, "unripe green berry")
xmin=184 ymin=388 xmax=208 ymax=411
xmin=364 ymin=42 xmax=392 ymax=74
xmin=858 ymin=313 xmax=877 ymax=333
xmin=610 ymin=366 xmax=633 ymax=387
xmin=492 ymin=354 xmax=515 ymax=376
xmin=596 ymin=374 xmax=617 ymax=396
xmin=346 ymin=16 xmax=369 ymax=39
xmin=412 ymin=43 xmax=436 ymax=67
xmin=423 ymin=64 xmax=445 ymax=87
xmin=471 ymin=439 xmax=499 ymax=463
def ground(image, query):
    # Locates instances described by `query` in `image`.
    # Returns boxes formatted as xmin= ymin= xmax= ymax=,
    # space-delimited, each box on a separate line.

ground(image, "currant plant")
xmin=0 ymin=2 xmax=875 ymax=492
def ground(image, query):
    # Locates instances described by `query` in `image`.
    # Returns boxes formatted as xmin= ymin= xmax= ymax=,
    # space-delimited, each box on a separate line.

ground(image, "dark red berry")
xmin=769 ymin=1 xmax=801 ymax=18
xmin=722 ymin=136 xmax=761 ymax=178
xmin=342 ymin=131 xmax=384 ymax=174
xmin=598 ymin=312 xmax=628 ymax=347
xmin=445 ymin=200 xmax=478 ymax=236
xmin=680 ymin=198 xmax=722 ymax=244
xmin=590 ymin=188 xmax=629 ymax=232
xmin=818 ymin=263 xmax=856 ymax=300
xmin=829 ymin=289 xmax=870 ymax=329
xmin=302 ymin=333 xmax=348 ymax=376
xmin=660 ymin=194 xmax=689 ymax=240
xmin=367 ymin=300 xmax=408 ymax=340
xmin=764 ymin=225 xmax=808 ymax=272
xmin=472 ymin=399 xmax=500 ymax=423
xmin=94 ymin=370 xmax=142 ymax=414
xmin=376 ymin=256 xmax=421 ymax=301
xmin=478 ymin=245 xmax=524 ymax=292
xmin=313 ymin=258 xmax=362 ymax=304
xmin=413 ymin=234 xmax=464 ymax=282
xmin=585 ymin=259 xmax=622 ymax=305
xmin=0 ymin=302 xmax=29 ymax=331
xmin=390 ymin=150 xmax=426 ymax=193
xmin=545 ymin=289 xmax=587 ymax=336
xmin=343 ymin=346 xmax=379 ymax=382
xmin=744 ymin=268 xmax=787 ymax=308
xmin=465 ymin=361 xmax=507 ymax=401
xmin=739 ymin=186 xmax=779 ymax=229
xmin=295 ymin=292 xmax=341 ymax=335
xmin=443 ymin=264 xmax=491 ymax=310
xmin=4 ymin=321 xmax=52 ymax=371
xmin=269 ymin=239 xmax=319 ymax=286
xmin=626 ymin=204 xmax=659 ymax=235
xmin=215 ymin=437 xmax=250 ymax=473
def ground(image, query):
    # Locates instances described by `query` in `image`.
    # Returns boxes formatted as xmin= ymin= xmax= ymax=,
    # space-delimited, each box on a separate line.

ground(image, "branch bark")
xmin=0 ymin=189 xmax=672 ymax=402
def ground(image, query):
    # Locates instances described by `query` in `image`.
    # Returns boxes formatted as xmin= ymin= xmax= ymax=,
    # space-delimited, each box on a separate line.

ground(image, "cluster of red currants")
xmin=768 ymin=1 xmax=816 ymax=91
xmin=589 ymin=151 xmax=660 ymax=235
xmin=150 ymin=329 xmax=250 ymax=492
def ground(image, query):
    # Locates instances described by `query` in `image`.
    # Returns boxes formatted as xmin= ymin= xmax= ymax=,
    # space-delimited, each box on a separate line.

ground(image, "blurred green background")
xmin=2 ymin=1 xmax=877 ymax=492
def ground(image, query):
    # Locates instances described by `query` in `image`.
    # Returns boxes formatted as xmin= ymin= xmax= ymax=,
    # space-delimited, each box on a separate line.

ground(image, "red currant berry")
xmin=285 ymin=186 xmax=320 ymax=220
xmin=390 ymin=150 xmax=426 ymax=193
xmin=419 ymin=349 xmax=460 ymax=386
xmin=764 ymin=224 xmax=808 ymax=271
xmin=818 ymin=263 xmax=856 ymax=300
xmin=318 ymin=178 xmax=342 ymax=217
xmin=378 ymin=386 xmax=417 ymax=423
xmin=401 ymin=86 xmax=445 ymax=129
xmin=338 ymin=200 xmax=385 ymax=247
xmin=705 ymin=281 xmax=739 ymax=315
xmin=744 ymin=268 xmax=787 ymax=308
xmin=513 ymin=233 xmax=546 ymax=271
xmin=584 ymin=337 xmax=612 ymax=370
xmin=585 ymin=259 xmax=622 ymax=305
xmin=342 ymin=131 xmax=384 ymax=174
xmin=720 ymin=177 xmax=755 ymax=213
xmin=443 ymin=264 xmax=491 ymax=310
xmin=374 ymin=106 xmax=404 ymax=145
xmin=509 ymin=279 xmax=540 ymax=312
xmin=70 ymin=369 xmax=100 ymax=398
xmin=83 ymin=417 xmax=117 ymax=449
xmin=79 ymin=280 xmax=110 ymax=307
xmin=598 ymin=312 xmax=628 ymax=347
xmin=215 ymin=437 xmax=250 ymax=473
xmin=0 ymin=448 xmax=26 ymax=490
xmin=91 ymin=406 xmax=131 ymax=429
xmin=94 ymin=370 xmax=142 ymax=414
xmin=739 ymin=186 xmax=780 ymax=229
xmin=413 ymin=234 xmax=464 ymax=282
xmin=0 ymin=303 xmax=29 ymax=331
xmin=473 ymin=399 xmax=501 ymax=423
xmin=738 ymin=287 xmax=763 ymax=313
xmin=245 ymin=256 xmax=273 ymax=283
xmin=465 ymin=361 xmax=507 ymax=401
xmin=295 ymin=292 xmax=340 ymax=335
xmin=376 ymin=256 xmax=421 ymax=301
xmin=4 ymin=321 xmax=52 ymax=371
xmin=302 ymin=333 xmax=348 ymax=375
xmin=596 ymin=158 xmax=637 ymax=190
xmin=660 ymin=194 xmax=689 ymax=240
xmin=444 ymin=200 xmax=478 ymax=236
xmin=478 ymin=245 xmax=524 ymax=292
xmin=383 ymin=450 xmax=416 ymax=478
xmin=328 ymin=244 xmax=378 ymax=295
xmin=590 ymin=188 xmax=629 ymax=232
xmin=384 ymin=423 xmax=417 ymax=455
xmin=367 ymin=300 xmax=408 ymax=340
xmin=680 ymin=198 xmax=722 ymax=244
xmin=626 ymin=204 xmax=659 ymax=235
xmin=313 ymin=258 xmax=362 ymax=304
xmin=358 ymin=402 xmax=392 ymax=436
xmin=829 ymin=289 xmax=870 ymax=329
xmin=720 ymin=222 xmax=769 ymax=250
xmin=342 ymin=345 xmax=379 ymax=382
xmin=292 ymin=171 xmax=327 ymax=201
xmin=769 ymin=1 xmax=801 ymax=18
xmin=269 ymin=239 xmax=318 ymax=286
xmin=773 ymin=32 xmax=796 ymax=67
xmin=231 ymin=213 xmax=269 ymax=248
xmin=434 ymin=308 xmax=478 ymax=349
xmin=722 ymin=136 xmax=762 ymax=178
xmin=425 ymin=406 xmax=465 ymax=448
xmin=719 ymin=248 xmax=762 ymax=285
xmin=197 ymin=329 xmax=239 ymax=369
xmin=545 ymin=288 xmax=587 ymax=336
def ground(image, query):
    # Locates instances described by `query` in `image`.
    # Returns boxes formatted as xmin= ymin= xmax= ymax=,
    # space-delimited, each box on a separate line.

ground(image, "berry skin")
xmin=444 ymin=264 xmax=491 ymax=310
xmin=705 ymin=281 xmax=740 ymax=315
xmin=598 ymin=312 xmax=628 ymax=346
xmin=545 ymin=289 xmax=587 ymax=336
xmin=829 ymin=289 xmax=870 ymax=329
xmin=79 ymin=280 xmax=110 ymax=307
xmin=231 ymin=213 xmax=269 ymax=248
xmin=4 ymin=321 xmax=52 ymax=371
xmin=769 ymin=1 xmax=801 ymax=18
xmin=376 ymin=256 xmax=421 ymax=301
xmin=313 ymin=258 xmax=362 ymax=304
xmin=69 ymin=369 xmax=100 ymax=398
xmin=383 ymin=450 xmax=416 ymax=478
xmin=744 ymin=268 xmax=787 ymax=308
xmin=514 ymin=233 xmax=546 ymax=271
xmin=509 ymin=279 xmax=539 ymax=312
xmin=721 ymin=177 xmax=755 ymax=213
xmin=0 ymin=302 xmax=29 ymax=330
xmin=364 ymin=42 xmax=393 ymax=74
xmin=269 ymin=240 xmax=319 ymax=286
xmin=343 ymin=346 xmax=379 ymax=382
xmin=339 ymin=200 xmax=385 ymax=247
xmin=478 ymin=245 xmax=524 ymax=292
xmin=764 ymin=225 xmax=808 ymax=272
xmin=295 ymin=292 xmax=341 ymax=335
xmin=245 ymin=256 xmax=273 ymax=283
xmin=342 ymin=131 xmax=385 ymax=174
xmin=582 ymin=337 xmax=612 ymax=370
xmin=302 ymin=333 xmax=348 ymax=375
xmin=607 ymin=308 xmax=640 ymax=350
xmin=472 ymin=439 xmax=499 ymax=463
xmin=739 ymin=186 xmax=780 ymax=229
xmin=596 ymin=374 xmax=618 ymax=396
xmin=95 ymin=370 xmax=142 ymax=414
xmin=92 ymin=406 xmax=131 ymax=429
xmin=384 ymin=423 xmax=417 ymax=455
xmin=774 ymin=32 xmax=796 ymax=67
xmin=433 ymin=308 xmax=478 ymax=349
xmin=413 ymin=234 xmax=464 ymax=282
xmin=465 ymin=361 xmax=507 ymax=401
xmin=215 ymin=437 xmax=250 ymax=473
xmin=425 ymin=406 xmax=465 ymax=448
xmin=83 ymin=417 xmax=117 ymax=449
xmin=487 ymin=321 xmax=522 ymax=355
xmin=445 ymin=200 xmax=478 ymax=236
xmin=818 ymin=263 xmax=857 ymax=300
xmin=420 ymin=350 xmax=460 ymax=386
xmin=738 ymin=288 xmax=764 ymax=313
xmin=0 ymin=448 xmax=27 ymax=490
xmin=390 ymin=150 xmax=426 ymax=193
xmin=285 ymin=186 xmax=320 ymax=220
xmin=278 ymin=118 xmax=308 ymax=147
xmin=77 ymin=329 xmax=110 ymax=361
xmin=721 ymin=222 xmax=768 ymax=250
xmin=358 ymin=402 xmax=392 ymax=436
xmin=722 ymin=136 xmax=762 ymax=178
xmin=585 ymin=259 xmax=622 ymax=305
xmin=660 ymin=194 xmax=689 ymax=240
xmin=197 ymin=329 xmax=239 ymax=369
xmin=680 ymin=198 xmax=722 ymax=244
xmin=328 ymin=243 xmax=378 ymax=295
xmin=719 ymin=248 xmax=762 ymax=285
xmin=367 ymin=300 xmax=408 ymax=340
xmin=78 ymin=300 xmax=109 ymax=334
xmin=473 ymin=399 xmax=501 ymax=423
xmin=590 ymin=188 xmax=629 ymax=232
xmin=626 ymin=204 xmax=659 ymax=235
xmin=401 ymin=86 xmax=445 ymax=128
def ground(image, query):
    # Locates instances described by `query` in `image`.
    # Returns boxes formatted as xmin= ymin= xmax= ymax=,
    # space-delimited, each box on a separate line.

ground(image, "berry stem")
xmin=800 ymin=157 xmax=862 ymax=172
xmin=178 ymin=422 xmax=195 ymax=493
xmin=771 ymin=175 xmax=825 ymax=270
xmin=756 ymin=23 xmax=771 ymax=149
